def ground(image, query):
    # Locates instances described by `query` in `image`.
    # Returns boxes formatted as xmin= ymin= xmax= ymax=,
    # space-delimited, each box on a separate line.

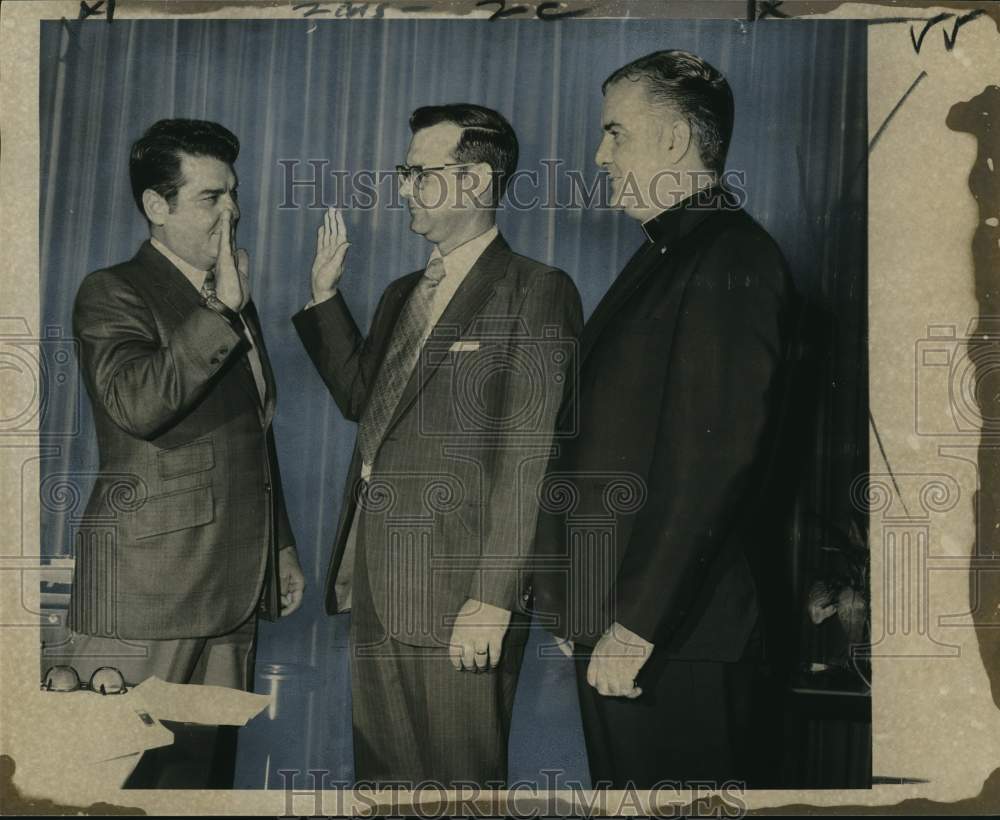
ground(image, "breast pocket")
xmin=134 ymin=485 xmax=215 ymax=540
xmin=157 ymin=438 xmax=216 ymax=480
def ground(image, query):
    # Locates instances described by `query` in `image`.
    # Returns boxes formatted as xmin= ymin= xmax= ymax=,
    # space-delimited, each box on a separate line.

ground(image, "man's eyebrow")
xmin=197 ymin=187 xmax=227 ymax=196
xmin=603 ymin=120 xmax=624 ymax=132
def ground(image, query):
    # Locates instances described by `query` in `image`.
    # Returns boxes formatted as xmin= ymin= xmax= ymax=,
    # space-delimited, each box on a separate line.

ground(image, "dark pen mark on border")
xmin=943 ymin=9 xmax=987 ymax=50
xmin=78 ymin=0 xmax=115 ymax=21
xmin=747 ymin=0 xmax=788 ymax=21
xmin=860 ymin=68 xmax=931 ymax=506
xmin=909 ymin=11 xmax=952 ymax=52
xmin=866 ymin=15 xmax=958 ymax=25
xmin=475 ymin=0 xmax=589 ymax=21
xmin=847 ymin=69 xmax=925 ymax=206
xmin=910 ymin=9 xmax=988 ymax=53
xmin=756 ymin=1 xmax=789 ymax=21
xmin=869 ymin=70 xmax=928 ymax=154
xmin=292 ymin=1 xmax=332 ymax=15
xmin=869 ymin=410 xmax=911 ymax=518
xmin=537 ymin=1 xmax=589 ymax=20
xmin=476 ymin=0 xmax=529 ymax=20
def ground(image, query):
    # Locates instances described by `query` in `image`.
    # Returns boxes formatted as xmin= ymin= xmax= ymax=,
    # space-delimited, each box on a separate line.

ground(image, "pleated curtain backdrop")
xmin=39 ymin=18 xmax=867 ymax=787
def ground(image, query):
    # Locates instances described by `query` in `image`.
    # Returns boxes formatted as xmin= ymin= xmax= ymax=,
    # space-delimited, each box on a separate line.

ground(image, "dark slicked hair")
xmin=129 ymin=118 xmax=240 ymax=218
xmin=603 ymin=50 xmax=734 ymax=176
xmin=409 ymin=104 xmax=519 ymax=206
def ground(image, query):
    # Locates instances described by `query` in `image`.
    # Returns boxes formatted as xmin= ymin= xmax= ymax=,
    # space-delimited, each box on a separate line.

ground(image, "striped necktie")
xmin=357 ymin=257 xmax=447 ymax=468
xmin=201 ymin=271 xmax=268 ymax=409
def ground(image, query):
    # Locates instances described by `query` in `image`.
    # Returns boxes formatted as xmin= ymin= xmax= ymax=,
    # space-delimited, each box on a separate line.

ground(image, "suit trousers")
xmin=349 ymin=514 xmax=527 ymax=786
xmin=573 ymin=645 xmax=783 ymax=790
xmin=54 ymin=614 xmax=258 ymax=789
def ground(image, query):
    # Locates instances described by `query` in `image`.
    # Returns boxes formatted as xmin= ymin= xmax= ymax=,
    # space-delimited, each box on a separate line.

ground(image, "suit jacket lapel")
xmin=242 ymin=301 xmax=277 ymax=426
xmin=141 ymin=241 xmax=263 ymax=416
xmin=579 ymin=241 xmax=660 ymax=364
xmin=142 ymin=240 xmax=205 ymax=318
xmin=580 ymin=198 xmax=729 ymax=365
xmin=382 ymin=233 xmax=511 ymax=438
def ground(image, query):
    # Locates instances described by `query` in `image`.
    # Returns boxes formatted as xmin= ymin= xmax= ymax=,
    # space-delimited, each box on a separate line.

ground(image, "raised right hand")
xmin=215 ymin=206 xmax=250 ymax=312
xmin=311 ymin=207 xmax=351 ymax=303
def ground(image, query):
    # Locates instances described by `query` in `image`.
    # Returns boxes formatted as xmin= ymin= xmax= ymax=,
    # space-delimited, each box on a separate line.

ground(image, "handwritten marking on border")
xmin=78 ymin=0 xmax=114 ymax=21
xmin=869 ymin=71 xmax=928 ymax=154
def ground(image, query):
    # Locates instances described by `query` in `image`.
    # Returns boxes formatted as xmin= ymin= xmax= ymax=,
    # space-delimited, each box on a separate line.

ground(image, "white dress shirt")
xmin=419 ymin=224 xmax=498 ymax=342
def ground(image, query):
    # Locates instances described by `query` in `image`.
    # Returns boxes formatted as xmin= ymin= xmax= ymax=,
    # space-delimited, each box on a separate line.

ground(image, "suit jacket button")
xmin=264 ymin=482 xmax=271 ymax=493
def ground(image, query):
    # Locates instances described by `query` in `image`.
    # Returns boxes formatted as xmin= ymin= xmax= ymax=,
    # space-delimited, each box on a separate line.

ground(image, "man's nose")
xmin=399 ymin=175 xmax=414 ymax=201
xmin=595 ymin=134 xmax=611 ymax=168
xmin=222 ymin=193 xmax=240 ymax=221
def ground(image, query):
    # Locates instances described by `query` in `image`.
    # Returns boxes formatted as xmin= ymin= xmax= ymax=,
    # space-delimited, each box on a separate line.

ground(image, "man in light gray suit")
xmin=293 ymin=104 xmax=582 ymax=785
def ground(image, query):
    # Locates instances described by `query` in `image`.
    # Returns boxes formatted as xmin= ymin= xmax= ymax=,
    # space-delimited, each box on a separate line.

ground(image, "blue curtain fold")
xmin=39 ymin=18 xmax=867 ymax=786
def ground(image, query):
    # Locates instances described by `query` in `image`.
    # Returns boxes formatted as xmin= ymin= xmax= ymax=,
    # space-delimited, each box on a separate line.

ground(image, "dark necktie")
xmin=201 ymin=271 xmax=268 ymax=408
xmin=357 ymin=257 xmax=447 ymax=468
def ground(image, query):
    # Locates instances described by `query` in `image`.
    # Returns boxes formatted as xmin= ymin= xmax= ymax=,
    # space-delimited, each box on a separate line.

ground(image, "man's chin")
xmin=408 ymin=214 xmax=429 ymax=236
xmin=609 ymin=195 xmax=632 ymax=215
xmin=608 ymin=189 xmax=629 ymax=212
xmin=622 ymin=204 xmax=650 ymax=222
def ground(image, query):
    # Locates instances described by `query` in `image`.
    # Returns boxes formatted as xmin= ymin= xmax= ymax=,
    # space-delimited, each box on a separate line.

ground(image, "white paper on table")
xmin=130 ymin=676 xmax=270 ymax=726
xmin=11 ymin=691 xmax=174 ymax=765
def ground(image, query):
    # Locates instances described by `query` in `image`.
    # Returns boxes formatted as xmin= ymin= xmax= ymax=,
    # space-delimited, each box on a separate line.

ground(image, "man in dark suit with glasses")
xmin=294 ymin=103 xmax=582 ymax=785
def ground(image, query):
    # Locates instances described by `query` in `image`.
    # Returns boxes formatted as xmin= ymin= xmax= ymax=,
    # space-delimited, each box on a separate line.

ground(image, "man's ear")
xmin=142 ymin=189 xmax=169 ymax=226
xmin=664 ymin=117 xmax=693 ymax=163
xmin=472 ymin=162 xmax=496 ymax=207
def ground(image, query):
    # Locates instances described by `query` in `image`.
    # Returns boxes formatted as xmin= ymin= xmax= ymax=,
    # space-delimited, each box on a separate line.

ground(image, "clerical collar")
xmin=640 ymin=184 xmax=734 ymax=245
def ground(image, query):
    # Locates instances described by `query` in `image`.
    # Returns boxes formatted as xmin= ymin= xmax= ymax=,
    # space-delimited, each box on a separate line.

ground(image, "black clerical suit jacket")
xmin=533 ymin=187 xmax=798 ymax=663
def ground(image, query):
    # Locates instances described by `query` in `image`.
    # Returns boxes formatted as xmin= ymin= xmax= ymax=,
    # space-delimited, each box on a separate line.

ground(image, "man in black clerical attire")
xmin=533 ymin=50 xmax=800 ymax=789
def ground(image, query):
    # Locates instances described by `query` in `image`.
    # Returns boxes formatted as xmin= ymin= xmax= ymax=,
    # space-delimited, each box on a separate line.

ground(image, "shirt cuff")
xmin=305 ymin=289 xmax=338 ymax=310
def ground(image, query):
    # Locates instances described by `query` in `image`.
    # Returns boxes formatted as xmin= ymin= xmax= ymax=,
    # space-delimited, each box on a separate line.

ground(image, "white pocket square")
xmin=449 ymin=340 xmax=481 ymax=352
